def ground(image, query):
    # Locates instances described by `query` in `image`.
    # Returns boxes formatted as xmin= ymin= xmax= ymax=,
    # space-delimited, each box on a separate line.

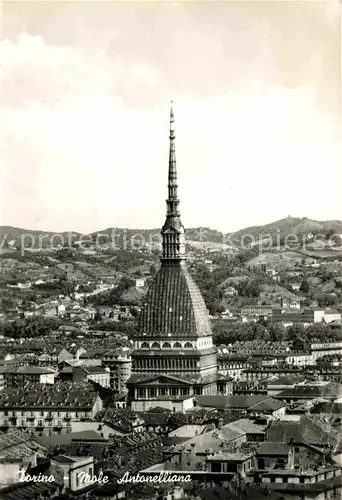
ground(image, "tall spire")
xmin=167 ymin=101 xmax=179 ymax=218
xmin=161 ymin=102 xmax=186 ymax=261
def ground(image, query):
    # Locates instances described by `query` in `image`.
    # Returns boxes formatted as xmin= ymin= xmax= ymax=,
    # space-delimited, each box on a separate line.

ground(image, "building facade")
xmin=102 ymin=351 xmax=132 ymax=393
xmin=0 ymin=366 xmax=55 ymax=390
xmin=0 ymin=383 xmax=103 ymax=436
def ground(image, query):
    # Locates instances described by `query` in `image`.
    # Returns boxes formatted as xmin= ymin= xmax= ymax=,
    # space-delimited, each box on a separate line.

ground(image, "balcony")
xmin=45 ymin=415 xmax=53 ymax=420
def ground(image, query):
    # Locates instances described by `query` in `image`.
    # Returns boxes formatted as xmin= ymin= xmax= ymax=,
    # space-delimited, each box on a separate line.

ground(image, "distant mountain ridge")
xmin=227 ymin=217 xmax=342 ymax=244
xmin=1 ymin=217 xmax=342 ymax=249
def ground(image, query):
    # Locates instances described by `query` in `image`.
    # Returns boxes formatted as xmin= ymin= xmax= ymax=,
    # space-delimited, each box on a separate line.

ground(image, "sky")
xmin=0 ymin=0 xmax=341 ymax=233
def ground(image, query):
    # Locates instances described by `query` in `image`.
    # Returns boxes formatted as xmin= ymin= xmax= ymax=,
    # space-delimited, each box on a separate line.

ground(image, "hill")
xmin=1 ymin=217 xmax=341 ymax=251
xmin=227 ymin=216 xmax=342 ymax=247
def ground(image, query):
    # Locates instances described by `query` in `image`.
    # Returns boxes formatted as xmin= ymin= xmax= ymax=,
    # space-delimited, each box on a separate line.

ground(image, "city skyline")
xmin=1 ymin=1 xmax=341 ymax=233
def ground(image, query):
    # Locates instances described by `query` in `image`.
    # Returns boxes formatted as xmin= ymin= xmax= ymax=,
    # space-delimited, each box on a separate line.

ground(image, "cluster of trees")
xmin=105 ymin=251 xmax=149 ymax=273
xmin=213 ymin=320 xmax=342 ymax=350
xmin=0 ymin=316 xmax=61 ymax=339
xmin=213 ymin=320 xmax=271 ymax=344
xmin=90 ymin=277 xmax=135 ymax=306
xmin=235 ymin=279 xmax=260 ymax=298
xmin=32 ymin=278 xmax=74 ymax=296
xmin=315 ymin=293 xmax=339 ymax=307
xmin=191 ymin=255 xmax=262 ymax=315
xmin=89 ymin=319 xmax=138 ymax=337
xmin=298 ymin=272 xmax=341 ymax=308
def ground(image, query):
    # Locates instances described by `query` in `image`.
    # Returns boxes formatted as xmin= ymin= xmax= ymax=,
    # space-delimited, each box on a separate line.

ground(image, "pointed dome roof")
xmin=138 ymin=262 xmax=212 ymax=338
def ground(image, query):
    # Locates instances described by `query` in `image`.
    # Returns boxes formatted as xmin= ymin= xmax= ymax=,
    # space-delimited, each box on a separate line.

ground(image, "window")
xmin=162 ymin=342 xmax=171 ymax=348
xmin=76 ymin=473 xmax=79 ymax=488
xmin=137 ymin=388 xmax=145 ymax=399
xmin=148 ymin=388 xmax=157 ymax=398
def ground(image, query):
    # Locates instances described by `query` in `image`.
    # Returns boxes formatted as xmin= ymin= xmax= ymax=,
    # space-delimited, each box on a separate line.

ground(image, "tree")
xmin=300 ymin=280 xmax=310 ymax=293
xmin=167 ymin=412 xmax=187 ymax=431
xmin=316 ymin=293 xmax=338 ymax=307
xmin=268 ymin=323 xmax=286 ymax=342
xmin=149 ymin=264 xmax=157 ymax=276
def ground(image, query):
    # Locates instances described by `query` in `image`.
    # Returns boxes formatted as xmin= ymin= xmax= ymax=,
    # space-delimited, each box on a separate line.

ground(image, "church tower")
xmin=126 ymin=104 xmax=228 ymax=412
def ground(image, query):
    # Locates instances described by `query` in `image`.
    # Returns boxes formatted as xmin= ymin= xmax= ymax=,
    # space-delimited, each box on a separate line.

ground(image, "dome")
xmin=138 ymin=261 xmax=211 ymax=338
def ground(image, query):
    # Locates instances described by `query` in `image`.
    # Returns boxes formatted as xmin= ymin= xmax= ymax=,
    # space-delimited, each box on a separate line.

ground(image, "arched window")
xmin=140 ymin=342 xmax=149 ymax=349
xmin=151 ymin=342 xmax=160 ymax=349
xmin=173 ymin=342 xmax=182 ymax=348
xmin=162 ymin=342 xmax=171 ymax=349
xmin=184 ymin=342 xmax=193 ymax=349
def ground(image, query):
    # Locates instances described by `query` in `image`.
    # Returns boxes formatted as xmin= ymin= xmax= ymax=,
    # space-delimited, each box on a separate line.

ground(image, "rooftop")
xmin=0 ymin=381 xmax=100 ymax=410
xmin=267 ymin=416 xmax=339 ymax=448
xmin=196 ymin=395 xmax=283 ymax=411
xmin=257 ymin=442 xmax=290 ymax=456
xmin=275 ymin=382 xmax=342 ymax=399
xmin=0 ymin=365 xmax=55 ymax=375
xmin=208 ymin=451 xmax=254 ymax=462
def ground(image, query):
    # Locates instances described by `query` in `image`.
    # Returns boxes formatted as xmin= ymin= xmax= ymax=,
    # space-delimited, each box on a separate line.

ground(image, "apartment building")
xmin=240 ymin=305 xmax=273 ymax=318
xmin=0 ymin=366 xmax=55 ymax=391
xmin=72 ymin=366 xmax=110 ymax=388
xmin=0 ymin=382 xmax=103 ymax=436
xmin=102 ymin=350 xmax=132 ymax=393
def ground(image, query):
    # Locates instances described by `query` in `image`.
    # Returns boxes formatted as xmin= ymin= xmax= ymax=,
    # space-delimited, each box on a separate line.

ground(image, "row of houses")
xmin=240 ymin=304 xmax=341 ymax=326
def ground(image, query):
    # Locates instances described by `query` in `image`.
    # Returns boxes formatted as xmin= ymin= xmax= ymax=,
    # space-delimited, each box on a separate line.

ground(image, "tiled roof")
xmin=138 ymin=262 xmax=212 ymax=338
xmin=232 ymin=418 xmax=267 ymax=434
xmin=71 ymin=430 xmax=107 ymax=442
xmin=267 ymin=376 xmax=307 ymax=386
xmin=267 ymin=416 xmax=340 ymax=448
xmin=275 ymin=382 xmax=342 ymax=399
xmin=82 ymin=366 xmax=108 ymax=374
xmin=168 ymin=424 xmax=207 ymax=438
xmin=0 ymin=365 xmax=55 ymax=374
xmin=247 ymin=399 xmax=285 ymax=411
xmin=196 ymin=395 xmax=281 ymax=410
xmin=174 ymin=422 xmax=245 ymax=453
xmin=0 ymin=381 xmax=100 ymax=410
xmin=208 ymin=451 xmax=254 ymax=462
xmin=0 ymin=481 xmax=61 ymax=499
xmin=257 ymin=442 xmax=290 ymax=456
xmin=0 ymin=430 xmax=48 ymax=460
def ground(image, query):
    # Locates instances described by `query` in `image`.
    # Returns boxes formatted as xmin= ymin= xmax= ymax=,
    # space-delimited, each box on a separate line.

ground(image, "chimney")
xmin=217 ymin=418 xmax=223 ymax=429
xmin=189 ymin=442 xmax=196 ymax=464
xmin=180 ymin=446 xmax=189 ymax=470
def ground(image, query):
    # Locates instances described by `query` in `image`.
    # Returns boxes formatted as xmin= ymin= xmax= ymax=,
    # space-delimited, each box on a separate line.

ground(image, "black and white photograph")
xmin=0 ymin=1 xmax=341 ymax=499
